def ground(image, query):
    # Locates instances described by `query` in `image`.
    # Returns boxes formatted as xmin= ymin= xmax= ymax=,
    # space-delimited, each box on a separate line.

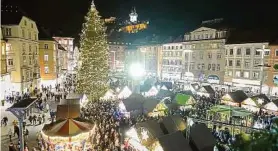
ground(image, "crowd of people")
xmin=81 ymin=101 xmax=121 ymax=151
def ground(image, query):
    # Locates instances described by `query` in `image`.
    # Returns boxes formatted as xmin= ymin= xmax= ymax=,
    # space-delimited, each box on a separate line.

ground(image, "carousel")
xmin=41 ymin=118 xmax=96 ymax=151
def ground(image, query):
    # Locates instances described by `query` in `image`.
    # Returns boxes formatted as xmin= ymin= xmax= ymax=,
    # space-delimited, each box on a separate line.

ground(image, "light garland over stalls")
xmin=76 ymin=0 xmax=109 ymax=101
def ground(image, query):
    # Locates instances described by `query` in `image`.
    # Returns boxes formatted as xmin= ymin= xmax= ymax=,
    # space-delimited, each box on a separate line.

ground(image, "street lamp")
xmin=256 ymin=45 xmax=270 ymax=94
xmin=129 ymin=63 xmax=145 ymax=93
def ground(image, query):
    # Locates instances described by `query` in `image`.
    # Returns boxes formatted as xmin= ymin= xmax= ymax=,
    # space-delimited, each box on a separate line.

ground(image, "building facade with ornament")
xmin=108 ymin=42 xmax=128 ymax=73
xmin=182 ymin=19 xmax=228 ymax=84
xmin=53 ymin=37 xmax=74 ymax=73
xmin=0 ymin=29 xmax=11 ymax=99
xmin=137 ymin=44 xmax=163 ymax=77
xmin=1 ymin=5 xmax=40 ymax=93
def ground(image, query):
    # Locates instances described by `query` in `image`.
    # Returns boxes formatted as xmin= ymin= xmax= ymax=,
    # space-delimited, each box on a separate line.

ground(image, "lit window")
xmin=245 ymin=48 xmax=251 ymax=55
xmin=275 ymin=49 xmax=278 ymax=56
xmin=244 ymin=71 xmax=249 ymax=78
xmin=253 ymin=72 xmax=259 ymax=79
xmin=228 ymin=71 xmax=233 ymax=76
xmin=216 ymin=64 xmax=220 ymax=71
xmin=244 ymin=60 xmax=250 ymax=68
xmin=236 ymin=60 xmax=241 ymax=66
xmin=23 ymin=56 xmax=27 ymax=65
xmin=217 ymin=53 xmax=221 ymax=59
xmin=229 ymin=60 xmax=233 ymax=66
xmin=44 ymin=55 xmax=49 ymax=61
xmin=44 ymin=44 xmax=48 ymax=49
xmin=44 ymin=66 xmax=49 ymax=74
xmin=22 ymin=43 xmax=26 ymax=54
xmin=235 ymin=71 xmax=241 ymax=77
xmin=22 ymin=29 xmax=25 ymax=38
xmin=229 ymin=49 xmax=233 ymax=55
xmin=8 ymin=59 xmax=13 ymax=65
xmin=29 ymin=56 xmax=32 ymax=65
xmin=6 ymin=28 xmax=11 ymax=36
xmin=236 ymin=48 xmax=241 ymax=55
xmin=255 ymin=50 xmax=260 ymax=56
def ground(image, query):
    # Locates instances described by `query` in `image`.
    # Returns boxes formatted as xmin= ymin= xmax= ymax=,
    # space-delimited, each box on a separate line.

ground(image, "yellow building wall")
xmin=1 ymin=40 xmax=7 ymax=75
xmin=39 ymin=41 xmax=57 ymax=80
xmin=7 ymin=41 xmax=22 ymax=83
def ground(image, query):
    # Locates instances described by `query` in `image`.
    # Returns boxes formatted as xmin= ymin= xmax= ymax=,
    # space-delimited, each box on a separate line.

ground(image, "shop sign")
xmin=207 ymin=75 xmax=220 ymax=84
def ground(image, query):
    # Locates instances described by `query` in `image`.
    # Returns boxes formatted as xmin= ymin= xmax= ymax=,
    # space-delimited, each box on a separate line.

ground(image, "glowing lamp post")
xmin=129 ymin=63 xmax=145 ymax=92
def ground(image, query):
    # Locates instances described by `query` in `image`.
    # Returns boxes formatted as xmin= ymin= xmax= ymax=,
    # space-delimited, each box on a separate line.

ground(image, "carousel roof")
xmin=42 ymin=118 xmax=93 ymax=137
xmin=160 ymin=115 xmax=187 ymax=134
xmin=158 ymin=131 xmax=192 ymax=151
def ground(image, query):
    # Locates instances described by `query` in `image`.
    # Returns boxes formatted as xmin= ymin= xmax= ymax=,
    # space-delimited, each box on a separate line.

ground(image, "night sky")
xmin=7 ymin=0 xmax=278 ymax=39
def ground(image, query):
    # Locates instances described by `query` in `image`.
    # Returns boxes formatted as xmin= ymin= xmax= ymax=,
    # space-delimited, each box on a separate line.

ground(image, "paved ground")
xmin=0 ymin=95 xmax=59 ymax=151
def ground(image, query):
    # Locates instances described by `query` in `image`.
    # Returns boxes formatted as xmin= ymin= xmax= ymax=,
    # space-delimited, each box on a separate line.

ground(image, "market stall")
xmin=101 ymin=89 xmax=116 ymax=100
xmin=264 ymin=99 xmax=278 ymax=114
xmin=241 ymin=98 xmax=260 ymax=112
xmin=156 ymin=89 xmax=174 ymax=100
xmin=145 ymin=86 xmax=159 ymax=97
xmin=160 ymin=115 xmax=187 ymax=134
xmin=118 ymin=86 xmax=132 ymax=99
xmin=174 ymin=93 xmax=195 ymax=110
xmin=41 ymin=118 xmax=95 ymax=151
xmin=144 ymin=98 xmax=168 ymax=117
xmin=221 ymin=90 xmax=248 ymax=107
xmin=207 ymin=105 xmax=254 ymax=127
xmin=197 ymin=85 xmax=215 ymax=97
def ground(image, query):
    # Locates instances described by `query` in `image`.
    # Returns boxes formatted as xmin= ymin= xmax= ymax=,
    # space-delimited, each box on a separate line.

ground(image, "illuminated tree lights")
xmin=76 ymin=1 xmax=109 ymax=101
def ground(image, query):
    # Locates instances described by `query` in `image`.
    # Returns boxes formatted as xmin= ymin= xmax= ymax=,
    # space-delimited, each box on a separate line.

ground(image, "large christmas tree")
xmin=76 ymin=1 xmax=109 ymax=101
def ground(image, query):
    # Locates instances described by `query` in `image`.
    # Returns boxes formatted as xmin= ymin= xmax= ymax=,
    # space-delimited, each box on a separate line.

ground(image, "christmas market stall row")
xmin=124 ymin=115 xmax=216 ymax=151
xmin=221 ymin=90 xmax=278 ymax=114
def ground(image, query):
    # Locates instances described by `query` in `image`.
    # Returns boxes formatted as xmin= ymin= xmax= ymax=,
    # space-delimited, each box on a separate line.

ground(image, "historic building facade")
xmin=108 ymin=42 xmax=127 ymax=73
xmin=266 ymin=44 xmax=278 ymax=95
xmin=182 ymin=23 xmax=227 ymax=83
xmin=39 ymin=40 xmax=58 ymax=87
xmin=137 ymin=45 xmax=162 ymax=77
xmin=0 ymin=30 xmax=11 ymax=99
xmin=2 ymin=9 xmax=40 ymax=92
xmin=224 ymin=43 xmax=270 ymax=93
xmin=161 ymin=43 xmax=184 ymax=81
xmin=53 ymin=37 xmax=74 ymax=72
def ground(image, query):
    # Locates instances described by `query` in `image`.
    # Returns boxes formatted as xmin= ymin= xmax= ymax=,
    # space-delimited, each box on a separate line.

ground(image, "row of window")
xmin=22 ymin=56 xmax=37 ymax=65
xmin=226 ymin=71 xmax=260 ymax=79
xmin=3 ymin=27 xmax=38 ymax=40
xmin=162 ymin=67 xmax=182 ymax=72
xmin=22 ymin=29 xmax=38 ymax=40
xmin=22 ymin=43 xmax=38 ymax=55
xmin=23 ymin=20 xmax=34 ymax=29
xmin=226 ymin=59 xmax=261 ymax=67
xmin=184 ymin=63 xmax=221 ymax=71
xmin=226 ymin=48 xmax=270 ymax=56
xmin=184 ymin=31 xmax=226 ymax=41
xmin=162 ymin=60 xmax=182 ymax=65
